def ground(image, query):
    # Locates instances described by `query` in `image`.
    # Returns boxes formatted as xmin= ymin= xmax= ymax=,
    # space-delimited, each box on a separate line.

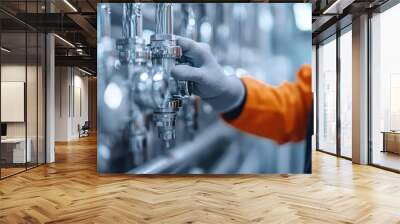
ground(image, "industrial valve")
xmin=99 ymin=2 xmax=202 ymax=172
xmin=115 ymin=3 xmax=194 ymax=151
xmin=114 ymin=3 xmax=151 ymax=166
xmin=148 ymin=3 xmax=192 ymax=148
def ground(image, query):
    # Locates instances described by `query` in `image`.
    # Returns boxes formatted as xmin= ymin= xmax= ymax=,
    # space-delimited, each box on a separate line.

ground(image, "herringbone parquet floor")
xmin=1 ymin=134 xmax=400 ymax=223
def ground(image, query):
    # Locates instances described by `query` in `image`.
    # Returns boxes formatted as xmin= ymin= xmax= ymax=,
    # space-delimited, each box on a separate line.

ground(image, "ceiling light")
xmin=54 ymin=34 xmax=75 ymax=48
xmin=323 ymin=0 xmax=341 ymax=14
xmin=63 ymin=0 xmax=78 ymax=12
xmin=78 ymin=67 xmax=93 ymax=76
xmin=322 ymin=0 xmax=354 ymax=15
xmin=1 ymin=47 xmax=11 ymax=53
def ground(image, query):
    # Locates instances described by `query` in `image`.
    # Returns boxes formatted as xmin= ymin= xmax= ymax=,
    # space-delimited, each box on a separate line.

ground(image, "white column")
xmin=45 ymin=1 xmax=55 ymax=163
xmin=46 ymin=33 xmax=55 ymax=163
xmin=352 ymin=14 xmax=369 ymax=164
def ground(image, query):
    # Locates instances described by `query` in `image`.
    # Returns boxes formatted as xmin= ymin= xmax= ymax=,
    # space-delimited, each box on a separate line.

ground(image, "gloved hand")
xmin=171 ymin=36 xmax=245 ymax=113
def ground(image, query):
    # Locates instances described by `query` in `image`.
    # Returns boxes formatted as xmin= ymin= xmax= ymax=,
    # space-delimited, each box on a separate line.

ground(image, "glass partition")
xmin=27 ymin=31 xmax=38 ymax=169
xmin=1 ymin=31 xmax=28 ymax=177
xmin=317 ymin=36 xmax=337 ymax=154
xmin=0 ymin=1 xmax=46 ymax=179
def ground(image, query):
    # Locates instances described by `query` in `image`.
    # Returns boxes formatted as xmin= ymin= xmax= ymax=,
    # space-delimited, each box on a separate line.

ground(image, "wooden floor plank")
xmin=1 ymin=134 xmax=400 ymax=223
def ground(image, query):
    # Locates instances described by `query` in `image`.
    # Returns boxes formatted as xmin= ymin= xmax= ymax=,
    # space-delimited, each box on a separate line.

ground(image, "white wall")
xmin=55 ymin=67 xmax=89 ymax=141
xmin=1 ymin=65 xmax=40 ymax=138
xmin=55 ymin=66 xmax=69 ymax=141
xmin=1 ymin=65 xmax=26 ymax=138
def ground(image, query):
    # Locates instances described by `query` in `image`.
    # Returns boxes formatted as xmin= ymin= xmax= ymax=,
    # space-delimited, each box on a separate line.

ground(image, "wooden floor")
xmin=1 ymin=167 xmax=26 ymax=178
xmin=1 ymin=163 xmax=44 ymax=178
xmin=1 ymin=135 xmax=400 ymax=223
xmin=373 ymin=150 xmax=400 ymax=171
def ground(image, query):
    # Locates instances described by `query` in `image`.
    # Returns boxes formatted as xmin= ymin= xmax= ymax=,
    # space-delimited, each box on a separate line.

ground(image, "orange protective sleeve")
xmin=225 ymin=64 xmax=313 ymax=145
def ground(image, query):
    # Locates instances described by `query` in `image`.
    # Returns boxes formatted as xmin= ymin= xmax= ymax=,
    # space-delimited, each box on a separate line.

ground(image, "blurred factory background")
xmin=97 ymin=3 xmax=312 ymax=174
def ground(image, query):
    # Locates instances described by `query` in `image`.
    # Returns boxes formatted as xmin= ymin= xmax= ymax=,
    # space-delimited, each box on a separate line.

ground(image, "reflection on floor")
xmin=0 ymin=167 xmax=25 ymax=177
xmin=0 ymin=163 xmax=42 ymax=178
xmin=0 ymin=135 xmax=400 ymax=223
xmin=373 ymin=150 xmax=400 ymax=171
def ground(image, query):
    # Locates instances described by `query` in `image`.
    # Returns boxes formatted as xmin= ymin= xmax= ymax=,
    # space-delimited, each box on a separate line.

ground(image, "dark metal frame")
xmin=367 ymin=10 xmax=373 ymax=166
xmin=315 ymin=44 xmax=319 ymax=151
xmin=336 ymin=20 xmax=341 ymax=158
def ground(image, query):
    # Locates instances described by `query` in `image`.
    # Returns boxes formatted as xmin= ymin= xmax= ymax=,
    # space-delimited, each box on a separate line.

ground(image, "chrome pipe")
xmin=134 ymin=4 xmax=143 ymax=37
xmin=122 ymin=3 xmax=143 ymax=39
xmin=127 ymin=122 xmax=235 ymax=174
xmin=155 ymin=3 xmax=173 ymax=35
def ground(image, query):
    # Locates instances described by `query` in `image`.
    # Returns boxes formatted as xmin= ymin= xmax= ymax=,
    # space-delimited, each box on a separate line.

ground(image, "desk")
xmin=1 ymin=138 xmax=31 ymax=164
xmin=382 ymin=131 xmax=400 ymax=154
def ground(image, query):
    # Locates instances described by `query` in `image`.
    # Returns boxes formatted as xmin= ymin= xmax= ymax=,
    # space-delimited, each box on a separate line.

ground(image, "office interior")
xmin=0 ymin=0 xmax=399 ymax=222
xmin=313 ymin=0 xmax=400 ymax=172
xmin=0 ymin=0 xmax=97 ymax=179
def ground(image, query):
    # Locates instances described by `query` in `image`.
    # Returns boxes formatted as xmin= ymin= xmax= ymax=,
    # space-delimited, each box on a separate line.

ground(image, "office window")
xmin=339 ymin=28 xmax=352 ymax=158
xmin=317 ymin=37 xmax=337 ymax=154
xmin=371 ymin=3 xmax=400 ymax=171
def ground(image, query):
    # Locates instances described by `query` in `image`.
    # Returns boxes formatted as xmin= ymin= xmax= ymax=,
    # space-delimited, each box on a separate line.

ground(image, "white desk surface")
xmin=1 ymin=138 xmax=27 ymax=144
xmin=1 ymin=138 xmax=32 ymax=163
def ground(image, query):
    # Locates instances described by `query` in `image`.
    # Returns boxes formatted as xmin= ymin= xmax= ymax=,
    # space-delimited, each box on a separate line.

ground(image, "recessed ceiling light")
xmin=78 ymin=67 xmax=93 ymax=76
xmin=54 ymin=34 xmax=75 ymax=48
xmin=1 ymin=47 xmax=11 ymax=53
xmin=63 ymin=0 xmax=78 ymax=12
xmin=322 ymin=0 xmax=354 ymax=15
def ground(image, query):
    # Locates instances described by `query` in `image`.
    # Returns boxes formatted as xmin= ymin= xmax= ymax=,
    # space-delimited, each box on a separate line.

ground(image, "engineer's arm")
xmin=222 ymin=65 xmax=313 ymax=144
xmin=171 ymin=36 xmax=312 ymax=144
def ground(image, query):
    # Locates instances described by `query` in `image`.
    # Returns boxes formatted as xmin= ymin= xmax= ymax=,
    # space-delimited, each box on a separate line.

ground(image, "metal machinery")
xmin=98 ymin=3 xmax=200 ymax=172
xmin=117 ymin=3 xmax=192 ymax=149
xmin=98 ymin=3 xmax=311 ymax=174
